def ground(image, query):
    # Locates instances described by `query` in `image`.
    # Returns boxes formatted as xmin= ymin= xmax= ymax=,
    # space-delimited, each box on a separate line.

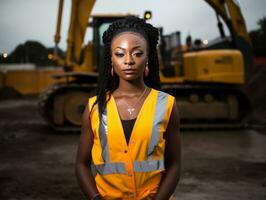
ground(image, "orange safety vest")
xmin=88 ymin=88 xmax=175 ymax=200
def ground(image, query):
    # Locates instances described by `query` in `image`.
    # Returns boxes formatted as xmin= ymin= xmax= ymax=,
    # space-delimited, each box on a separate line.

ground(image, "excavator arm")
xmin=205 ymin=0 xmax=251 ymax=44
xmin=53 ymin=0 xmax=96 ymax=68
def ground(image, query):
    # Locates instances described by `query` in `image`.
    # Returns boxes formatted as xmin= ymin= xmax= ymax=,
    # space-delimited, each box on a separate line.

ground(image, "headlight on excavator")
xmin=144 ymin=11 xmax=152 ymax=20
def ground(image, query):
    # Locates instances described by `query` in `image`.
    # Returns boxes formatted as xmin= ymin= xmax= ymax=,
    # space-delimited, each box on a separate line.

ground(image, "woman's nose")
xmin=124 ymin=53 xmax=134 ymax=65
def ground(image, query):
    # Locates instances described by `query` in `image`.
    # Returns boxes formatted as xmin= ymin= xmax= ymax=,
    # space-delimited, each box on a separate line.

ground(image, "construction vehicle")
xmin=38 ymin=0 xmax=253 ymax=131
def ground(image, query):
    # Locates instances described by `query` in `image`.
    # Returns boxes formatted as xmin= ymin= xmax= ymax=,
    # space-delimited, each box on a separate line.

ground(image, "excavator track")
xmin=38 ymin=82 xmax=97 ymax=132
xmin=162 ymin=83 xmax=251 ymax=129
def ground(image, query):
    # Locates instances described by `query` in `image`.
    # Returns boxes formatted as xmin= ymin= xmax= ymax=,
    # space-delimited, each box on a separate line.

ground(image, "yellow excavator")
xmin=38 ymin=0 xmax=253 ymax=131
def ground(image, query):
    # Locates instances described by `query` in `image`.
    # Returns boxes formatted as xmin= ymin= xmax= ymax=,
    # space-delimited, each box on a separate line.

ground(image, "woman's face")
xmin=111 ymin=31 xmax=148 ymax=81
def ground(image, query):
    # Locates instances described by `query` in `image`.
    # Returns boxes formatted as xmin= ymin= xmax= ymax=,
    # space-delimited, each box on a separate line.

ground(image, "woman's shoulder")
xmin=152 ymin=88 xmax=175 ymax=99
xmin=87 ymin=92 xmax=112 ymax=107
xmin=88 ymin=95 xmax=97 ymax=105
xmin=88 ymin=92 xmax=111 ymax=103
xmin=87 ymin=95 xmax=98 ymax=112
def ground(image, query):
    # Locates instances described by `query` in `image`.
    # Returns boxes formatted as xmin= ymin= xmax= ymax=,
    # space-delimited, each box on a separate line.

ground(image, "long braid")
xmin=92 ymin=16 xmax=160 ymax=118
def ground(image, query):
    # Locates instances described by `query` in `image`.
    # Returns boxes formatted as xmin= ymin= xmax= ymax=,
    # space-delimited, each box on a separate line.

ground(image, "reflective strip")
xmin=98 ymin=109 xmax=110 ymax=162
xmin=133 ymin=159 xmax=165 ymax=172
xmin=147 ymin=91 xmax=168 ymax=159
xmin=94 ymin=162 xmax=126 ymax=175
xmin=94 ymin=159 xmax=165 ymax=174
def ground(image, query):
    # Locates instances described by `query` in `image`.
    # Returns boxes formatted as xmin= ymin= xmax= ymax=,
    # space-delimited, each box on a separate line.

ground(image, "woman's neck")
xmin=116 ymin=79 xmax=147 ymax=96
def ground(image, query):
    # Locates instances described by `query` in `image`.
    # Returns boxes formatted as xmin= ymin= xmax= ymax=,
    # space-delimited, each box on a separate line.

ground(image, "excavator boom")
xmin=66 ymin=0 xmax=96 ymax=66
xmin=54 ymin=0 xmax=96 ymax=67
xmin=205 ymin=0 xmax=251 ymax=44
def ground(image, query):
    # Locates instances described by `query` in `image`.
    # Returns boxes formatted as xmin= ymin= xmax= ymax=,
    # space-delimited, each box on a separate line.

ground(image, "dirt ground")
xmin=0 ymin=97 xmax=266 ymax=200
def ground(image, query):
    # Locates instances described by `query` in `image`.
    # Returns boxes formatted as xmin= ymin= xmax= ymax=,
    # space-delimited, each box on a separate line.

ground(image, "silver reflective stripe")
xmin=98 ymin=109 xmax=110 ymax=162
xmin=94 ymin=162 xmax=126 ymax=175
xmin=133 ymin=159 xmax=165 ymax=172
xmin=147 ymin=91 xmax=168 ymax=159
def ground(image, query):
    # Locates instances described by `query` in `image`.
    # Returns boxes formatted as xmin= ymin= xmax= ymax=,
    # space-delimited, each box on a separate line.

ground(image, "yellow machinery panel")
xmin=4 ymin=69 xmax=64 ymax=95
xmin=183 ymin=50 xmax=244 ymax=84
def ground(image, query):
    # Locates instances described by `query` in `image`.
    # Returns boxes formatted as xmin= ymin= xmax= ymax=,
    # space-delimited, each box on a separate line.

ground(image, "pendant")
xmin=127 ymin=108 xmax=135 ymax=115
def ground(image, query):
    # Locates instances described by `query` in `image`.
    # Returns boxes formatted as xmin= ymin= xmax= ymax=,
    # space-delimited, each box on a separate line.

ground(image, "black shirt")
xmin=121 ymin=118 xmax=136 ymax=144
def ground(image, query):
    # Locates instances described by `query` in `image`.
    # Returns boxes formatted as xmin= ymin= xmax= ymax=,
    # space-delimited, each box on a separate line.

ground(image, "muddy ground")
xmin=0 ymin=97 xmax=266 ymax=200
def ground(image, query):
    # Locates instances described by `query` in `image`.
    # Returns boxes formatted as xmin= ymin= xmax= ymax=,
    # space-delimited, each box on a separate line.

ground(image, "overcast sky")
xmin=0 ymin=0 xmax=265 ymax=53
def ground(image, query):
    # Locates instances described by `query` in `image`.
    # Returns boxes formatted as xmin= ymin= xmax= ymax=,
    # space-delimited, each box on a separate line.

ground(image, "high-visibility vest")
xmin=88 ymin=88 xmax=175 ymax=200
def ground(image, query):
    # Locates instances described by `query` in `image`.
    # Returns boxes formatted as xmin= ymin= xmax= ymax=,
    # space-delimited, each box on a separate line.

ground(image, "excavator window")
xmin=92 ymin=17 xmax=114 ymax=71
xmin=99 ymin=23 xmax=111 ymax=46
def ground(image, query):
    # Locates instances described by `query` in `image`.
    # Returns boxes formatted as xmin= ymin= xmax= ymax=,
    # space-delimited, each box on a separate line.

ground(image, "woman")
xmin=75 ymin=16 xmax=181 ymax=200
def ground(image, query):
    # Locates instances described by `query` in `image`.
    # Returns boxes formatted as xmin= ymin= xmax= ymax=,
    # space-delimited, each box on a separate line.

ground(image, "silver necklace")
xmin=122 ymin=87 xmax=148 ymax=117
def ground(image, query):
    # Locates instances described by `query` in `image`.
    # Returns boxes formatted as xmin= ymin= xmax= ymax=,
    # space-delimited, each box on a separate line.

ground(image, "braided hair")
xmin=92 ymin=16 xmax=160 ymax=117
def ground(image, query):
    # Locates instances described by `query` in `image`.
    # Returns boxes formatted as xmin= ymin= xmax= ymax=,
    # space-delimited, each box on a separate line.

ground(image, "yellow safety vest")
xmin=88 ymin=88 xmax=175 ymax=200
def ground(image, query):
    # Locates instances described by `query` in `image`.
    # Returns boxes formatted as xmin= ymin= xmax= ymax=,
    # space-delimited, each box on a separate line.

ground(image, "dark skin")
xmin=75 ymin=31 xmax=181 ymax=199
xmin=111 ymin=32 xmax=151 ymax=120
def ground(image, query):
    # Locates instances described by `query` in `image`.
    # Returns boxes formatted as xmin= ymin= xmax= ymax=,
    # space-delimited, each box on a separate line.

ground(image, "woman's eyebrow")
xmin=114 ymin=46 xmax=125 ymax=50
xmin=114 ymin=45 xmax=143 ymax=50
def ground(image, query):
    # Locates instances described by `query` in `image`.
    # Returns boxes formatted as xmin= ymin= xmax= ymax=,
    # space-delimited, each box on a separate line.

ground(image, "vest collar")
xmin=108 ymin=88 xmax=154 ymax=147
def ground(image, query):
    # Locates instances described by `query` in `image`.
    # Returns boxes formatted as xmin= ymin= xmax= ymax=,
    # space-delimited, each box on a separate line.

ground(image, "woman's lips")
xmin=123 ymin=69 xmax=136 ymax=74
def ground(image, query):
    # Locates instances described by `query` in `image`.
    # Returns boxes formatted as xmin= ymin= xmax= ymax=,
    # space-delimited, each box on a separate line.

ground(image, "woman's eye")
xmin=133 ymin=52 xmax=143 ymax=57
xmin=115 ymin=53 xmax=124 ymax=57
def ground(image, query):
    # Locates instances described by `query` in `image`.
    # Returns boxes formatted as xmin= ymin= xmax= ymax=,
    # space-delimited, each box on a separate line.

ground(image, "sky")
xmin=0 ymin=0 xmax=265 ymax=53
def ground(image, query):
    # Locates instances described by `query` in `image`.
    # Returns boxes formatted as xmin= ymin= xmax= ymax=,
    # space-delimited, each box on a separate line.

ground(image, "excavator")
xmin=38 ymin=0 xmax=253 ymax=131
